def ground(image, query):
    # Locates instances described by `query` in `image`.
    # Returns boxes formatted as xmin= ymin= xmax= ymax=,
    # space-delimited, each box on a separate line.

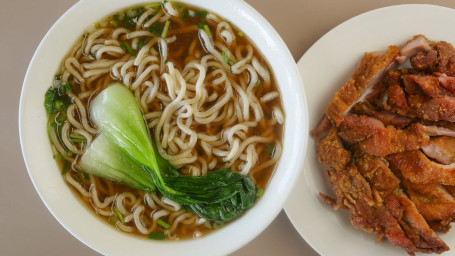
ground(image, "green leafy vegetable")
xmin=44 ymin=81 xmax=72 ymax=115
xmin=79 ymin=134 xmax=157 ymax=193
xmin=114 ymin=7 xmax=145 ymax=29
xmin=82 ymin=83 xmax=257 ymax=222
xmin=148 ymin=22 xmax=164 ymax=35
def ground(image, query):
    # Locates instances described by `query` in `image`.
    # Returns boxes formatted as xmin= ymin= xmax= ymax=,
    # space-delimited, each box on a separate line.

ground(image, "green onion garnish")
xmin=61 ymin=160 xmax=69 ymax=175
xmin=157 ymin=219 xmax=170 ymax=229
xmin=161 ymin=20 xmax=171 ymax=38
xmin=145 ymin=2 xmax=162 ymax=9
xmin=149 ymin=22 xmax=164 ymax=35
xmin=113 ymin=208 xmax=125 ymax=223
xmin=213 ymin=221 xmax=224 ymax=229
xmin=69 ymin=134 xmax=86 ymax=143
xmin=109 ymin=20 xmax=119 ymax=27
xmin=66 ymin=151 xmax=74 ymax=157
xmin=120 ymin=43 xmax=137 ymax=56
xmin=150 ymin=48 xmax=159 ymax=56
xmin=138 ymin=38 xmax=145 ymax=49
xmin=148 ymin=232 xmax=165 ymax=240
xmin=266 ymin=143 xmax=274 ymax=156
xmin=181 ymin=10 xmax=190 ymax=21
xmin=210 ymin=66 xmax=217 ymax=70
xmin=238 ymin=31 xmax=244 ymax=37
xmin=195 ymin=10 xmax=208 ymax=17
xmin=222 ymin=51 xmax=235 ymax=65
xmin=256 ymin=188 xmax=264 ymax=198
xmin=203 ymin=24 xmax=212 ymax=38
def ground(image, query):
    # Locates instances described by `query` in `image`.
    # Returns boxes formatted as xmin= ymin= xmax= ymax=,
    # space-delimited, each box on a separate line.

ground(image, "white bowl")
xmin=19 ymin=0 xmax=308 ymax=255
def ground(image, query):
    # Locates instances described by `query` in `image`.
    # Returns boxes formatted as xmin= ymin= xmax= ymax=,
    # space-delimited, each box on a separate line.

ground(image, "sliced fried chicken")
xmin=326 ymin=46 xmax=400 ymax=124
xmin=422 ymin=136 xmax=455 ymax=164
xmin=384 ymin=191 xmax=449 ymax=253
xmin=321 ymin=164 xmax=419 ymax=255
xmin=396 ymin=35 xmax=433 ymax=63
xmin=401 ymin=178 xmax=455 ymax=226
xmin=387 ymin=150 xmax=455 ymax=185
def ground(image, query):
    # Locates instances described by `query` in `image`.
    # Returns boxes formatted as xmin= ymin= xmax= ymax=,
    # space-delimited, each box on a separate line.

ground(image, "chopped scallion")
xmin=113 ymin=208 xmax=125 ymax=223
xmin=148 ymin=232 xmax=165 ymax=240
xmin=138 ymin=38 xmax=145 ymax=49
xmin=120 ymin=43 xmax=137 ymax=56
xmin=161 ymin=20 xmax=171 ymax=38
xmin=203 ymin=24 xmax=212 ymax=38
xmin=256 ymin=188 xmax=264 ymax=198
xmin=66 ymin=151 xmax=74 ymax=157
xmin=157 ymin=219 xmax=170 ymax=229
xmin=210 ymin=66 xmax=217 ymax=70
xmin=69 ymin=134 xmax=86 ymax=143
xmin=150 ymin=48 xmax=159 ymax=56
xmin=61 ymin=160 xmax=69 ymax=175
xmin=238 ymin=30 xmax=244 ymax=37
xmin=148 ymin=22 xmax=163 ymax=35
xmin=145 ymin=2 xmax=162 ymax=10
xmin=266 ymin=143 xmax=274 ymax=156
xmin=213 ymin=221 xmax=224 ymax=229
xmin=109 ymin=20 xmax=119 ymax=27
xmin=222 ymin=51 xmax=235 ymax=66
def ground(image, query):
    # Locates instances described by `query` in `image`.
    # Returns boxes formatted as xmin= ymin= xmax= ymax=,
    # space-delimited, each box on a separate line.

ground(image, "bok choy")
xmin=79 ymin=83 xmax=256 ymax=222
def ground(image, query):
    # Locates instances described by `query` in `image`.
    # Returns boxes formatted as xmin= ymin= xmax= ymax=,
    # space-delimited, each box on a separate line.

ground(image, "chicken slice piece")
xmin=396 ymin=34 xmax=433 ymax=63
xmin=353 ymin=149 xmax=448 ymax=252
xmin=338 ymin=114 xmax=385 ymax=143
xmin=358 ymin=123 xmax=429 ymax=156
xmin=438 ymin=76 xmax=455 ymax=94
xmin=436 ymin=41 xmax=455 ymax=76
xmin=401 ymin=178 xmax=455 ymax=228
xmin=411 ymin=49 xmax=438 ymax=70
xmin=351 ymin=102 xmax=412 ymax=128
xmin=316 ymin=127 xmax=351 ymax=172
xmin=422 ymin=136 xmax=455 ymax=164
xmin=387 ymin=150 xmax=455 ymax=185
xmin=321 ymin=164 xmax=419 ymax=255
xmin=326 ymin=46 xmax=400 ymax=124
xmin=410 ymin=96 xmax=455 ymax=122
xmin=384 ymin=191 xmax=449 ymax=253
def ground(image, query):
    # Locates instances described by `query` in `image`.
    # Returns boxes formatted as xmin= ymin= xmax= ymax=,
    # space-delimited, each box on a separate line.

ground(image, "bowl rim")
xmin=19 ymin=0 xmax=309 ymax=255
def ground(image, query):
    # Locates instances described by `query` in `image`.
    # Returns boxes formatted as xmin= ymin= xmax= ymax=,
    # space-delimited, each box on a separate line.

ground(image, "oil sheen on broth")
xmin=46 ymin=1 xmax=284 ymax=240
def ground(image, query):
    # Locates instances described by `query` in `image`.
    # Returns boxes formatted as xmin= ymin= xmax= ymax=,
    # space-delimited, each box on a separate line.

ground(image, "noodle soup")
xmin=45 ymin=1 xmax=284 ymax=240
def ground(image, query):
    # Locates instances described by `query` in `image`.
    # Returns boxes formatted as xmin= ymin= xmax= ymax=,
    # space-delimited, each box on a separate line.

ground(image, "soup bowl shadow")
xmin=19 ymin=0 xmax=308 ymax=255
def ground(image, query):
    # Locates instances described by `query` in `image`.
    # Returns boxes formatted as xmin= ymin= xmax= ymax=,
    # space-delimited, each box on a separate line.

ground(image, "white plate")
xmin=284 ymin=4 xmax=455 ymax=256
